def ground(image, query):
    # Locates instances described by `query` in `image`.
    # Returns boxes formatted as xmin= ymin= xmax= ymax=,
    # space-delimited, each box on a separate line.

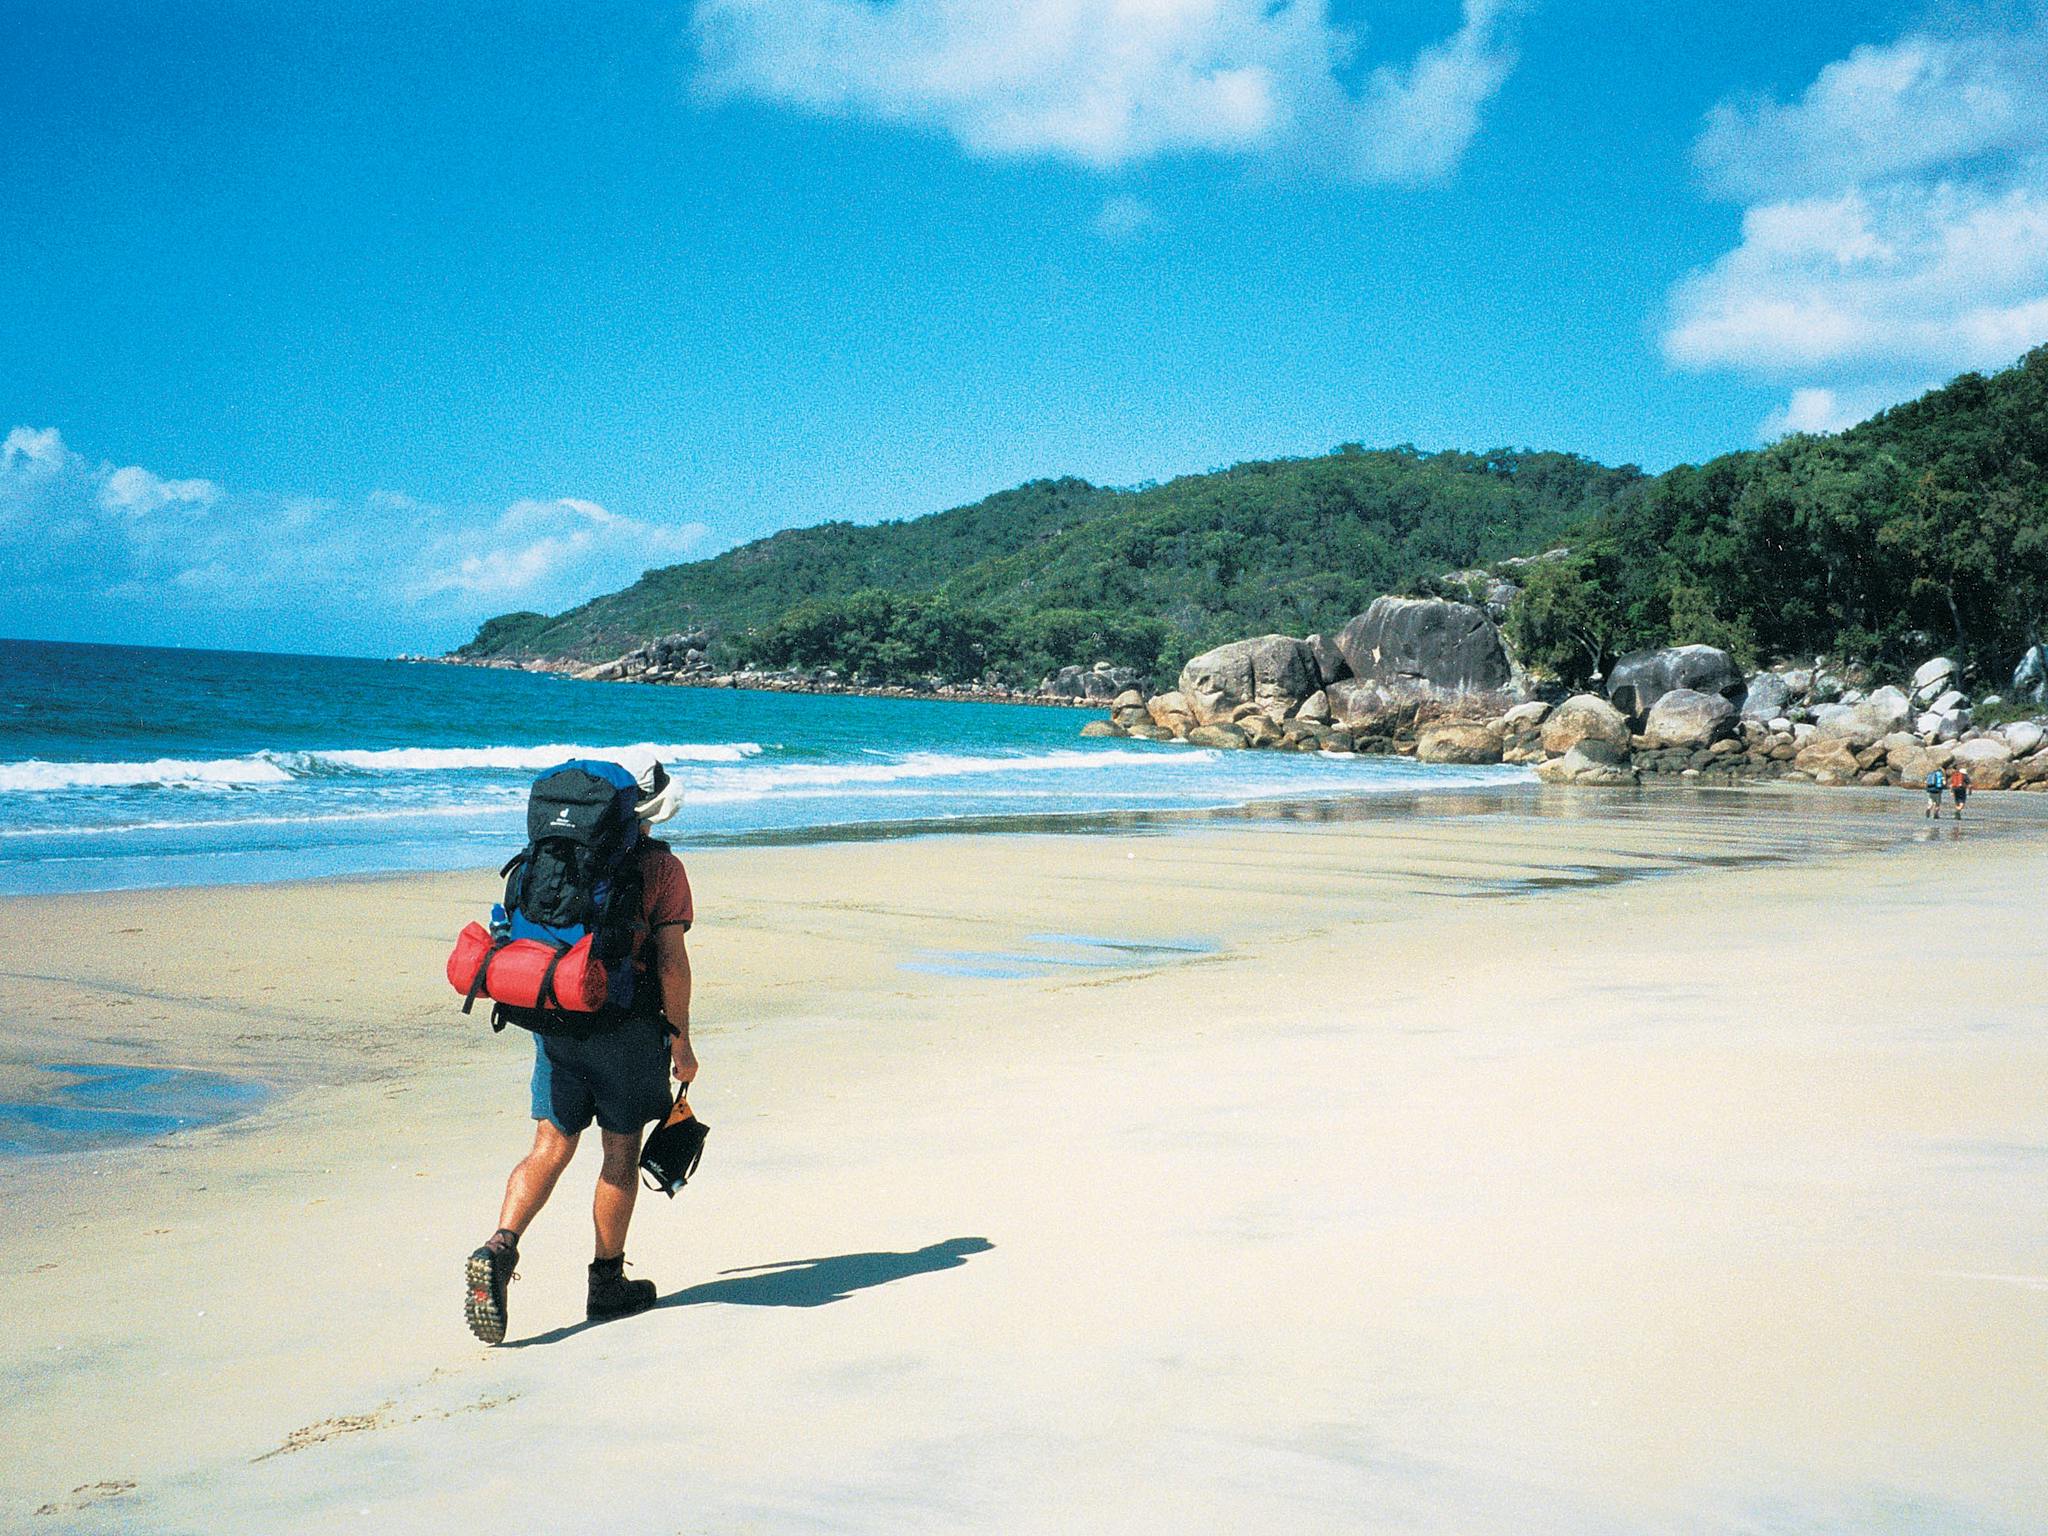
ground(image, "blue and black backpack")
xmin=489 ymin=760 xmax=655 ymax=1037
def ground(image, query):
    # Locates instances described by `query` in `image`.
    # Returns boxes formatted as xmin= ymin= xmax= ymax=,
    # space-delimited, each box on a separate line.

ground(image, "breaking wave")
xmin=0 ymin=741 xmax=764 ymax=793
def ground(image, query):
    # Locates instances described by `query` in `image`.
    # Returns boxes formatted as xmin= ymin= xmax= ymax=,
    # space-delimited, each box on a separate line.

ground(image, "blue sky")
xmin=4 ymin=0 xmax=2046 ymax=654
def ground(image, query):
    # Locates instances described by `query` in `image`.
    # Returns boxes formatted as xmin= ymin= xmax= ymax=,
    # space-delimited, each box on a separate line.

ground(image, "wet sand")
xmin=3 ymin=787 xmax=2045 ymax=1532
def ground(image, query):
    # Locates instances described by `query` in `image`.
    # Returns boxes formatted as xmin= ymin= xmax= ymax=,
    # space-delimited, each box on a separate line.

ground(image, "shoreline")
xmin=0 ymin=762 xmax=1538 ymax=899
xmin=1 ymin=766 xmax=2021 ymax=900
xmin=11 ymin=764 xmax=1995 ymax=901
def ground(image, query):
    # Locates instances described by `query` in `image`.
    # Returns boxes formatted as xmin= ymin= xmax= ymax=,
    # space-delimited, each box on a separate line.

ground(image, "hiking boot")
xmin=464 ymin=1230 xmax=519 ymax=1345
xmin=587 ymin=1255 xmax=657 ymax=1322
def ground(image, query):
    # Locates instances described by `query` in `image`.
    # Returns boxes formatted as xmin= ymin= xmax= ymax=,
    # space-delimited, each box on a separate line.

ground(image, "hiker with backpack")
xmin=1924 ymin=766 xmax=1945 ymax=818
xmin=451 ymin=749 xmax=700 ymax=1344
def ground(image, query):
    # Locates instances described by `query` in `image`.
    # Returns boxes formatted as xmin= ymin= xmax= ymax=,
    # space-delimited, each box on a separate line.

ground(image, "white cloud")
xmin=1695 ymin=30 xmax=2048 ymax=200
xmin=1757 ymin=383 xmax=1915 ymax=441
xmin=97 ymin=463 xmax=222 ymax=515
xmin=1665 ymin=16 xmax=2048 ymax=439
xmin=691 ymin=0 xmax=1524 ymax=182
xmin=1347 ymin=0 xmax=1520 ymax=183
xmin=410 ymin=497 xmax=713 ymax=601
xmin=2 ymin=425 xmax=68 ymax=475
xmin=1666 ymin=181 xmax=2048 ymax=374
xmin=1 ymin=426 xmax=717 ymax=650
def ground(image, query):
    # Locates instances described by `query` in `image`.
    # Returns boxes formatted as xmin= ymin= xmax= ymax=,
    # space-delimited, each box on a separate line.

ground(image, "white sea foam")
xmin=0 ymin=804 xmax=517 ymax=839
xmin=282 ymin=741 xmax=763 ymax=773
xmin=0 ymin=741 xmax=763 ymax=793
xmin=686 ymin=748 xmax=1202 ymax=797
xmin=0 ymin=757 xmax=297 ymax=792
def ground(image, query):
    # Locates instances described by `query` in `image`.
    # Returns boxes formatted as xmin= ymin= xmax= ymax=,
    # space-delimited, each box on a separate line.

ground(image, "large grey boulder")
xmin=1146 ymin=691 xmax=1195 ymax=734
xmin=1303 ymin=633 xmax=1350 ymax=689
xmin=1952 ymin=738 xmax=2014 ymax=767
xmin=1323 ymin=679 xmax=1406 ymax=732
xmin=1186 ymin=723 xmax=1249 ymax=750
xmin=1952 ymin=736 xmax=2016 ymax=788
xmin=1917 ymin=709 xmax=1966 ymax=742
xmin=1741 ymin=672 xmax=1792 ymax=720
xmin=2012 ymin=644 xmax=2048 ymax=704
xmin=1177 ymin=635 xmax=1318 ymax=724
xmin=1813 ymin=685 xmax=1912 ymax=749
xmin=1913 ymin=657 xmax=1958 ymax=703
xmin=1641 ymin=688 xmax=1738 ymax=749
xmin=1999 ymin=720 xmax=2045 ymax=756
xmin=1540 ymin=694 xmax=1631 ymax=756
xmin=1606 ymin=645 xmax=1742 ymax=720
xmin=1794 ymin=738 xmax=1862 ymax=784
xmin=1334 ymin=597 xmax=1511 ymax=698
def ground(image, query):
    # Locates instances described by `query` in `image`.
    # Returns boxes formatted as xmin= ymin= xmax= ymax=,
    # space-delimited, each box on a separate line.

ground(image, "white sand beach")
xmin=3 ymin=787 xmax=2045 ymax=1532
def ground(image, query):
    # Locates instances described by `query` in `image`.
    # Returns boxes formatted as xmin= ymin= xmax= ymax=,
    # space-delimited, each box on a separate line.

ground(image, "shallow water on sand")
xmin=0 ymin=1063 xmax=269 ymax=1157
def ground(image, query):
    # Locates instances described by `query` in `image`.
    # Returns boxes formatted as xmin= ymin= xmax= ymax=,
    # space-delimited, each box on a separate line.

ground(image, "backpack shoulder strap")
xmin=500 ymin=850 xmax=529 ymax=914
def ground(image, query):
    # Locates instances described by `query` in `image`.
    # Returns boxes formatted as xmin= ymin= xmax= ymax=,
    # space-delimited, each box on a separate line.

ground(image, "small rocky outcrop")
xmin=577 ymin=631 xmax=714 ymax=682
xmin=1606 ymin=645 xmax=1743 ymax=720
xmin=1334 ymin=597 xmax=1512 ymax=698
xmin=1535 ymin=738 xmax=1637 ymax=785
xmin=1043 ymin=662 xmax=1142 ymax=700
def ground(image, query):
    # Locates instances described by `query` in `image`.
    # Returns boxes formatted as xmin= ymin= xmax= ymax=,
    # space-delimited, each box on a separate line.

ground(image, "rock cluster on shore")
xmin=1081 ymin=599 xmax=2048 ymax=795
xmin=480 ymin=633 xmax=1128 ymax=707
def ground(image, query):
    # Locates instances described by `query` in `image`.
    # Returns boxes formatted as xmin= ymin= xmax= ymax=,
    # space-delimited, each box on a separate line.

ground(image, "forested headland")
xmin=458 ymin=347 xmax=2048 ymax=692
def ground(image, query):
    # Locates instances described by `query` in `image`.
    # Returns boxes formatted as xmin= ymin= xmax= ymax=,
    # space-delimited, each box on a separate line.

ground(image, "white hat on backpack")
xmin=614 ymin=747 xmax=683 ymax=826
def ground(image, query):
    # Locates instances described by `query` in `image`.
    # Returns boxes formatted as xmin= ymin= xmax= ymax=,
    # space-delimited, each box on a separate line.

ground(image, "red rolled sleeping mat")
xmin=447 ymin=922 xmax=609 ymax=1012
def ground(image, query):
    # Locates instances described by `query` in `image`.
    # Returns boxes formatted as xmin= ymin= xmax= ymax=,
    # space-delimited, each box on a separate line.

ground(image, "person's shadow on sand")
xmin=507 ymin=1237 xmax=992 ymax=1348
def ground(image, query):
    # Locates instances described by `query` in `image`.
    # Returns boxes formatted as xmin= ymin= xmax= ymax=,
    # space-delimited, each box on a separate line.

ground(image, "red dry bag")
xmin=447 ymin=922 xmax=609 ymax=1013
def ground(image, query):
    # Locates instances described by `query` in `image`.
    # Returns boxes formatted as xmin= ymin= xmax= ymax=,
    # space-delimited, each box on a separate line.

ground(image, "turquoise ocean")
xmin=0 ymin=639 xmax=1531 ymax=895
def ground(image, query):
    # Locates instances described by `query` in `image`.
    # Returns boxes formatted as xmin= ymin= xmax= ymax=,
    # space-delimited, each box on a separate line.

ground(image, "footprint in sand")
xmin=35 ymin=1480 xmax=136 ymax=1516
xmin=254 ymin=1395 xmax=518 ymax=1462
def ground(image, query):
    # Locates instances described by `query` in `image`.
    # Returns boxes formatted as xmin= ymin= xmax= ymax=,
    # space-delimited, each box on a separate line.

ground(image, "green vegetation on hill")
xmin=457 ymin=449 xmax=1633 ymax=685
xmin=460 ymin=348 xmax=2048 ymax=693
xmin=1508 ymin=347 xmax=2048 ymax=687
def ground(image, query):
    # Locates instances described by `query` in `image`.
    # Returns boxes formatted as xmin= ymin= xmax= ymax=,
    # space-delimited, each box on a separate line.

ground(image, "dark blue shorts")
xmin=530 ymin=1018 xmax=673 ymax=1137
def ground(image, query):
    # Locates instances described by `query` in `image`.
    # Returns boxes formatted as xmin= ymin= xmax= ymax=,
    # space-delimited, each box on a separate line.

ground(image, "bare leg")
xmin=593 ymin=1127 xmax=644 ymax=1260
xmin=497 ymin=1119 xmax=579 ymax=1236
